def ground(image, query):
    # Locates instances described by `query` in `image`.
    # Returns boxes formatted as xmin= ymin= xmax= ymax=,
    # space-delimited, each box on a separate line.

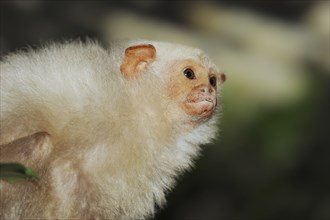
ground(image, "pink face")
xmin=167 ymin=59 xmax=226 ymax=121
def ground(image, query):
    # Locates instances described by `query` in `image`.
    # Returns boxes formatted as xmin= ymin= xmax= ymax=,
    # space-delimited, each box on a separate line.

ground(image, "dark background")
xmin=1 ymin=1 xmax=329 ymax=220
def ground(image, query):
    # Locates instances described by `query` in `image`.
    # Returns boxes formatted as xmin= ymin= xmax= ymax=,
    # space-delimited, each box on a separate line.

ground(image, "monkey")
xmin=0 ymin=39 xmax=226 ymax=219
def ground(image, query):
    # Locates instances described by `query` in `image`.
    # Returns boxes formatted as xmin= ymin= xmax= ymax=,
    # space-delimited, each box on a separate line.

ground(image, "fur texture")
xmin=0 ymin=40 xmax=225 ymax=219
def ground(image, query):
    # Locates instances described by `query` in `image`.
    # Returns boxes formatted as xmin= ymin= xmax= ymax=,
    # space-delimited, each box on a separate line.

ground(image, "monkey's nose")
xmin=198 ymin=86 xmax=214 ymax=94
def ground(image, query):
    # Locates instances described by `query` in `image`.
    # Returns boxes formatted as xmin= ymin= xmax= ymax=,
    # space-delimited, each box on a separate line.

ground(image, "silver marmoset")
xmin=0 ymin=40 xmax=226 ymax=219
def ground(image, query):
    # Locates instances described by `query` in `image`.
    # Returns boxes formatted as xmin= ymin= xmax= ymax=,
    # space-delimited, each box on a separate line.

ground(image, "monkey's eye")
xmin=209 ymin=76 xmax=217 ymax=87
xmin=183 ymin=68 xmax=196 ymax=80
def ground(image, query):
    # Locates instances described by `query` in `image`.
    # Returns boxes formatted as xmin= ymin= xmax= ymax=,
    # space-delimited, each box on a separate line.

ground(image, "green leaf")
xmin=25 ymin=167 xmax=40 ymax=180
xmin=0 ymin=163 xmax=40 ymax=183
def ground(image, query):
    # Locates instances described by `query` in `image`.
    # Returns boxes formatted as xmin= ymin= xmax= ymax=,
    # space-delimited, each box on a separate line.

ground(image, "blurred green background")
xmin=1 ymin=1 xmax=329 ymax=219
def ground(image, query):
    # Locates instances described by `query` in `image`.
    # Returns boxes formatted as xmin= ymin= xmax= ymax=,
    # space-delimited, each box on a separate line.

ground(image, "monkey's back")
xmin=0 ymin=41 xmax=121 ymax=144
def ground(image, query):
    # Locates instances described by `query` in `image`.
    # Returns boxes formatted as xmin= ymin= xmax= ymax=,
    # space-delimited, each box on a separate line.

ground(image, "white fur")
xmin=0 ymin=40 xmax=222 ymax=219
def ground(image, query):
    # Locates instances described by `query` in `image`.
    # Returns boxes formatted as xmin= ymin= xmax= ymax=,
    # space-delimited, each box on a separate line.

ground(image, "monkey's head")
xmin=119 ymin=41 xmax=226 ymax=127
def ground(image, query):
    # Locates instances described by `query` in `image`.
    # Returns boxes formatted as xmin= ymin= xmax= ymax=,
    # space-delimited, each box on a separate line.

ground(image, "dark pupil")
xmin=209 ymin=77 xmax=216 ymax=87
xmin=184 ymin=69 xmax=195 ymax=79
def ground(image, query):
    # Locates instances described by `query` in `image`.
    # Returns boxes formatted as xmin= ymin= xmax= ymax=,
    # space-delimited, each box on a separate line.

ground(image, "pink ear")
xmin=220 ymin=73 xmax=226 ymax=84
xmin=120 ymin=44 xmax=156 ymax=79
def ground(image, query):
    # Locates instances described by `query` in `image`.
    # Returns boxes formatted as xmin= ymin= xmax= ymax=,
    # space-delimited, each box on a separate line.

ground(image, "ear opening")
xmin=120 ymin=44 xmax=156 ymax=80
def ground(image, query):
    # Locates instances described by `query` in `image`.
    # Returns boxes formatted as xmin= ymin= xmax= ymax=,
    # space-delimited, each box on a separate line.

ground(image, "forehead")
xmin=155 ymin=43 xmax=219 ymax=72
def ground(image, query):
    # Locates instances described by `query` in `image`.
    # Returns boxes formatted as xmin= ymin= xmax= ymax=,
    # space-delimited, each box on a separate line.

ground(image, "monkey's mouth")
xmin=183 ymin=96 xmax=216 ymax=118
